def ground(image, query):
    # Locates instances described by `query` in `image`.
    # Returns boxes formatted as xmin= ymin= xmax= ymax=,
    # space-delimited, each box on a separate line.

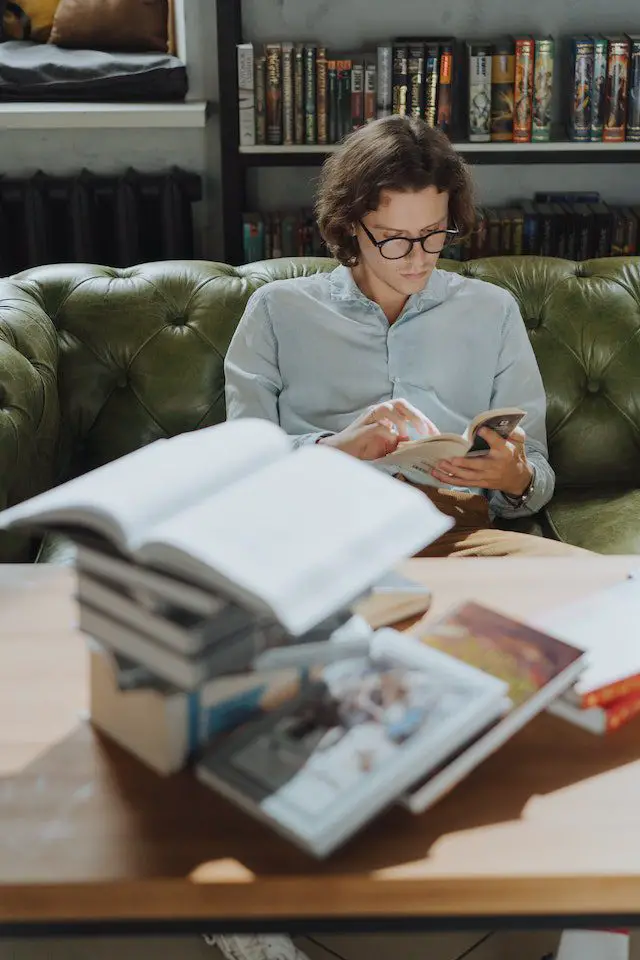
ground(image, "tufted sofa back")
xmin=2 ymin=255 xmax=640 ymax=536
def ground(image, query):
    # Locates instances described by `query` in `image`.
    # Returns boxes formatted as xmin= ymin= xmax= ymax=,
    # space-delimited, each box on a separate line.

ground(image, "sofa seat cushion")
xmin=545 ymin=488 xmax=640 ymax=554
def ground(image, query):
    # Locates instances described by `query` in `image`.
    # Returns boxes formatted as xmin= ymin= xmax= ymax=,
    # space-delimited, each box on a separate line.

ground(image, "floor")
xmin=1 ymin=930 xmax=636 ymax=959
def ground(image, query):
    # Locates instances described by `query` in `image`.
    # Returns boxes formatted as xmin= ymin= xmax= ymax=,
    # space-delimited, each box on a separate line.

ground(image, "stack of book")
xmin=0 ymin=417 xmax=629 ymax=857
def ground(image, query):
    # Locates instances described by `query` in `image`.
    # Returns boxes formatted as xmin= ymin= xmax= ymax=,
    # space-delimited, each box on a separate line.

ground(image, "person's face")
xmin=354 ymin=186 xmax=450 ymax=299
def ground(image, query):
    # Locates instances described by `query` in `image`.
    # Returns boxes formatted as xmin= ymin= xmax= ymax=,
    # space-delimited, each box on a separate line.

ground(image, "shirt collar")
xmin=329 ymin=263 xmax=447 ymax=311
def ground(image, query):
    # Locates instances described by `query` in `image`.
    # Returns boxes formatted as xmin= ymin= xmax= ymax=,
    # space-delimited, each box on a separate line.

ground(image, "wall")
xmin=239 ymin=0 xmax=640 ymax=217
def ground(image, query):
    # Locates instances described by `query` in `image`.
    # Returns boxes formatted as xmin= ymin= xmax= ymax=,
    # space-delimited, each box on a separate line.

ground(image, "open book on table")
xmin=0 ymin=419 xmax=452 ymax=636
xmin=376 ymin=407 xmax=526 ymax=481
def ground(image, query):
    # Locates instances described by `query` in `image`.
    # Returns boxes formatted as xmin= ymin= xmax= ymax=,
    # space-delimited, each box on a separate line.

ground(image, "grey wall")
xmin=240 ymin=0 xmax=640 ymax=217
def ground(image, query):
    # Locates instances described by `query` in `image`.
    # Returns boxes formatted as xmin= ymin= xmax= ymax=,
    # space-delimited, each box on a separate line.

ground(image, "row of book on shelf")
xmin=242 ymin=192 xmax=640 ymax=264
xmin=1 ymin=418 xmax=639 ymax=857
xmin=237 ymin=33 xmax=640 ymax=148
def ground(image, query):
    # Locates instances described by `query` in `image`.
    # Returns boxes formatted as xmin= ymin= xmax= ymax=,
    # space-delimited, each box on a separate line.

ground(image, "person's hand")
xmin=431 ymin=426 xmax=533 ymax=496
xmin=318 ymin=399 xmax=439 ymax=461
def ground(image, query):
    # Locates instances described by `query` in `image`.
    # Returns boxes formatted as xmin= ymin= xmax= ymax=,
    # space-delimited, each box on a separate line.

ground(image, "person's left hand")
xmin=431 ymin=426 xmax=533 ymax=496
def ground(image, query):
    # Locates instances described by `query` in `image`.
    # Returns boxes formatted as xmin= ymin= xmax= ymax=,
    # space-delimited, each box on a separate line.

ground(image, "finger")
xmin=477 ymin=426 xmax=508 ymax=450
xmin=362 ymin=420 xmax=402 ymax=450
xmin=391 ymin=399 xmax=440 ymax=436
xmin=441 ymin=457 xmax=497 ymax=475
xmin=507 ymin=426 xmax=526 ymax=448
xmin=367 ymin=402 xmax=419 ymax=436
xmin=433 ymin=462 xmax=498 ymax=485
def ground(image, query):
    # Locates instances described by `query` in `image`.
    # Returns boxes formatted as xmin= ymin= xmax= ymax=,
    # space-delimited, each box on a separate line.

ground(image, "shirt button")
xmin=391 ymin=377 xmax=400 ymax=383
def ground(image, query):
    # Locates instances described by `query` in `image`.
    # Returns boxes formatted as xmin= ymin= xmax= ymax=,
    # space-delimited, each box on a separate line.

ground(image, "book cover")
xmin=316 ymin=46 xmax=328 ymax=144
xmin=490 ymin=37 xmax=515 ymax=141
xmin=603 ymin=36 xmax=629 ymax=142
xmin=376 ymin=44 xmax=392 ymax=118
xmin=327 ymin=59 xmax=338 ymax=143
xmin=407 ymin=43 xmax=424 ymax=119
xmin=293 ymin=43 xmax=304 ymax=145
xmin=403 ymin=600 xmax=584 ymax=813
xmin=265 ymin=42 xmax=282 ymax=145
xmin=590 ymin=36 xmax=608 ymax=141
xmin=392 ymin=44 xmax=408 ymax=116
xmin=351 ymin=62 xmax=364 ymax=131
xmin=281 ymin=42 xmax=294 ymax=146
xmin=467 ymin=41 xmax=492 ymax=142
xmin=424 ymin=41 xmax=440 ymax=127
xmin=513 ymin=36 xmax=534 ymax=142
xmin=436 ymin=41 xmax=454 ymax=135
xmin=549 ymin=687 xmax=640 ymax=735
xmin=364 ymin=62 xmax=376 ymax=123
xmin=254 ymin=53 xmax=267 ymax=145
xmin=236 ymin=43 xmax=255 ymax=147
xmin=626 ymin=35 xmax=640 ymax=141
xmin=337 ymin=59 xmax=352 ymax=140
xmin=532 ymin=37 xmax=554 ymax=142
xmin=304 ymin=44 xmax=317 ymax=144
xmin=568 ymin=37 xmax=593 ymax=142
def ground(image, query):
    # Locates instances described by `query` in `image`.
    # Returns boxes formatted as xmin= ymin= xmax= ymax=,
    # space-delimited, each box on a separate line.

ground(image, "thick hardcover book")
xmin=436 ymin=40 xmax=454 ymax=134
xmin=294 ymin=43 xmax=304 ymax=144
xmin=590 ymin=35 xmax=608 ymax=141
xmin=490 ymin=37 xmax=515 ymax=141
xmin=532 ymin=37 xmax=554 ymax=141
xmin=513 ymin=36 xmax=534 ymax=142
xmin=520 ymin=199 xmax=540 ymax=254
xmin=467 ymin=40 xmax=492 ymax=142
xmin=603 ymin=36 xmax=629 ymax=142
xmin=588 ymin=201 xmax=613 ymax=256
xmin=254 ymin=54 xmax=267 ymax=144
xmin=572 ymin=203 xmax=595 ymax=260
xmin=316 ymin=46 xmax=328 ymax=144
xmin=392 ymin=44 xmax=408 ymax=116
xmin=376 ymin=44 xmax=392 ymax=117
xmin=568 ymin=37 xmax=593 ymax=142
xmin=327 ymin=59 xmax=338 ymax=142
xmin=407 ymin=43 xmax=424 ymax=119
xmin=424 ymin=41 xmax=440 ymax=127
xmin=351 ymin=62 xmax=364 ymax=131
xmin=281 ymin=42 xmax=294 ymax=146
xmin=265 ymin=42 xmax=282 ymax=145
xmin=236 ymin=43 xmax=255 ymax=147
xmin=626 ymin=35 xmax=640 ymax=141
xmin=364 ymin=62 xmax=376 ymax=122
xmin=304 ymin=44 xmax=317 ymax=144
xmin=621 ymin=206 xmax=638 ymax=253
xmin=337 ymin=60 xmax=352 ymax=140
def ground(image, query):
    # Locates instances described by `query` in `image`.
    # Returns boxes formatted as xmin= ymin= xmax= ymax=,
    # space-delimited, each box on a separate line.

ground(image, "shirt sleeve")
xmin=224 ymin=289 xmax=333 ymax=448
xmin=487 ymin=295 xmax=555 ymax=519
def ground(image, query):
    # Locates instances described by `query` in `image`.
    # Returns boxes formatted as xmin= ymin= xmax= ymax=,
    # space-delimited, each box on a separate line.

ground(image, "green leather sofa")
xmin=0 ymin=254 xmax=639 ymax=562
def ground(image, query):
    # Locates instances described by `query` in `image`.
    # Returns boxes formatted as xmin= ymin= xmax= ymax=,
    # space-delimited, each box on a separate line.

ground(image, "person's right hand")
xmin=318 ymin=399 xmax=439 ymax=461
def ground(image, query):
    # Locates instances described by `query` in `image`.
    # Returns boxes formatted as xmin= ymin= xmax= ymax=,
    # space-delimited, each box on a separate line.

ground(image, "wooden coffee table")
xmin=2 ymin=557 xmax=640 ymax=937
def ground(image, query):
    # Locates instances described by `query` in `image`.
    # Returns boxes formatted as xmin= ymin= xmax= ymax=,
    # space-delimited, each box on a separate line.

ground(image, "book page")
xmin=137 ymin=445 xmax=454 ymax=635
xmin=0 ymin=419 xmax=291 ymax=552
xmin=375 ymin=435 xmax=469 ymax=472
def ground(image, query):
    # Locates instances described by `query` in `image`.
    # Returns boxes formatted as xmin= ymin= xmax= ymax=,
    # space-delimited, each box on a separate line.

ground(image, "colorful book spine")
xmin=603 ymin=36 xmax=629 ymax=141
xmin=407 ymin=43 xmax=424 ymax=118
xmin=316 ymin=46 xmax=328 ymax=145
xmin=351 ymin=62 xmax=364 ymax=131
xmin=513 ymin=36 xmax=534 ymax=142
xmin=364 ymin=62 xmax=377 ymax=122
xmin=265 ymin=42 xmax=282 ymax=145
xmin=304 ymin=44 xmax=317 ymax=144
xmin=582 ymin=674 xmax=640 ymax=710
xmin=590 ymin=36 xmax=608 ymax=141
xmin=281 ymin=41 xmax=294 ymax=146
xmin=424 ymin=42 xmax=440 ymax=127
xmin=392 ymin=44 xmax=408 ymax=116
xmin=376 ymin=44 xmax=392 ymax=118
xmin=236 ymin=43 xmax=255 ymax=147
xmin=293 ymin=43 xmax=304 ymax=145
xmin=490 ymin=37 xmax=515 ymax=141
xmin=626 ymin=35 xmax=640 ymax=141
xmin=568 ymin=37 xmax=593 ymax=142
xmin=532 ymin=37 xmax=554 ymax=142
xmin=327 ymin=59 xmax=338 ymax=142
xmin=242 ymin=213 xmax=265 ymax=262
xmin=254 ymin=53 xmax=267 ymax=145
xmin=436 ymin=41 xmax=454 ymax=134
xmin=467 ymin=41 xmax=492 ymax=142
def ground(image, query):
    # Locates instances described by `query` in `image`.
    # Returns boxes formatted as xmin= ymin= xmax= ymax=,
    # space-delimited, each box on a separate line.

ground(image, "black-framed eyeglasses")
xmin=359 ymin=220 xmax=460 ymax=259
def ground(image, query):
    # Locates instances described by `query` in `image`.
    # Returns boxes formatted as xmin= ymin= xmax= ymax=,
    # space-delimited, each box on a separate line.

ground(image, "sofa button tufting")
xmin=587 ymin=378 xmax=601 ymax=394
xmin=172 ymin=315 xmax=188 ymax=327
xmin=528 ymin=317 xmax=542 ymax=329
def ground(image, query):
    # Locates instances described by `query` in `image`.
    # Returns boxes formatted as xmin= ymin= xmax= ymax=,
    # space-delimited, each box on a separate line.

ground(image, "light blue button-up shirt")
xmin=224 ymin=264 xmax=554 ymax=518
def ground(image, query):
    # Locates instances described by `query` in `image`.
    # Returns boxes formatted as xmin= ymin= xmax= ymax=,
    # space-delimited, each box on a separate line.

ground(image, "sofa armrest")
xmin=0 ymin=280 xmax=60 ymax=561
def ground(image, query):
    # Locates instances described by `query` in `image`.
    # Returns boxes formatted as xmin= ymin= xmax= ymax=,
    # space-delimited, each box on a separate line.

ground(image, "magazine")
xmin=196 ymin=627 xmax=509 ymax=858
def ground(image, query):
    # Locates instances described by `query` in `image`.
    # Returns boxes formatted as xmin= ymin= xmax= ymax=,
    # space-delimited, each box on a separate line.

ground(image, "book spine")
xmin=606 ymin=690 xmax=640 ymax=732
xmin=467 ymin=43 xmax=492 ymax=142
xmin=590 ymin=36 xmax=608 ymax=141
xmin=293 ymin=43 xmax=305 ymax=144
xmin=626 ymin=36 xmax=640 ymax=141
xmin=242 ymin=213 xmax=265 ymax=263
xmin=237 ymin=43 xmax=255 ymax=147
xmin=316 ymin=46 xmax=328 ymax=145
xmin=265 ymin=43 xmax=282 ymax=145
xmin=392 ymin=44 xmax=408 ymax=116
xmin=436 ymin=42 xmax=453 ymax=134
xmin=407 ymin=43 xmax=424 ymax=118
xmin=603 ymin=37 xmax=629 ymax=142
xmin=622 ymin=206 xmax=638 ymax=253
xmin=532 ymin=37 xmax=554 ymax=141
xmin=341 ymin=60 xmax=353 ymax=139
xmin=376 ymin=44 xmax=392 ymax=117
xmin=424 ymin=42 xmax=440 ymax=127
xmin=511 ymin=210 xmax=524 ymax=254
xmin=351 ymin=61 xmax=364 ymax=131
xmin=490 ymin=40 xmax=515 ymax=141
xmin=610 ymin=206 xmax=625 ymax=255
xmin=281 ymin=41 xmax=294 ymax=146
xmin=270 ymin=212 xmax=282 ymax=258
xmin=364 ymin=62 xmax=377 ymax=122
xmin=568 ymin=38 xmax=593 ymax=142
xmin=513 ymin=36 xmax=534 ymax=142
xmin=254 ymin=54 xmax=267 ymax=145
xmin=327 ymin=59 xmax=338 ymax=143
xmin=582 ymin=674 xmax=640 ymax=709
xmin=304 ymin=44 xmax=317 ymax=144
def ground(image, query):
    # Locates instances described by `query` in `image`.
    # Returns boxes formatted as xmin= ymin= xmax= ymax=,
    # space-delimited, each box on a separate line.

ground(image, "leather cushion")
xmin=545 ymin=488 xmax=640 ymax=554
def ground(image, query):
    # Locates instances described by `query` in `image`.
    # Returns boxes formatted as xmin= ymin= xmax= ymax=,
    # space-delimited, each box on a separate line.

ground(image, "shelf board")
xmin=239 ymin=141 xmax=640 ymax=166
xmin=0 ymin=101 xmax=208 ymax=130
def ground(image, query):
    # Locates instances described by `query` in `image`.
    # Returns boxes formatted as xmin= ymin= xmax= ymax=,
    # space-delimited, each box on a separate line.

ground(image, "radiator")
xmin=0 ymin=167 xmax=202 ymax=274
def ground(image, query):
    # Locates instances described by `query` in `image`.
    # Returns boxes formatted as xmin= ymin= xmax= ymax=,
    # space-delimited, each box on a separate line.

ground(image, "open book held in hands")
xmin=0 ymin=419 xmax=452 ymax=636
xmin=376 ymin=407 xmax=526 ymax=481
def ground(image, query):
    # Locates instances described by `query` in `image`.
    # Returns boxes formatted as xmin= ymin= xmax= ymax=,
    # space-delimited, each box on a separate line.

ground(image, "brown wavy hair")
xmin=315 ymin=116 xmax=476 ymax=266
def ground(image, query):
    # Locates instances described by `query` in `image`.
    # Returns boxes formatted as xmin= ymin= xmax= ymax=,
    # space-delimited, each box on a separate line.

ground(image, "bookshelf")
xmin=216 ymin=0 xmax=640 ymax=265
